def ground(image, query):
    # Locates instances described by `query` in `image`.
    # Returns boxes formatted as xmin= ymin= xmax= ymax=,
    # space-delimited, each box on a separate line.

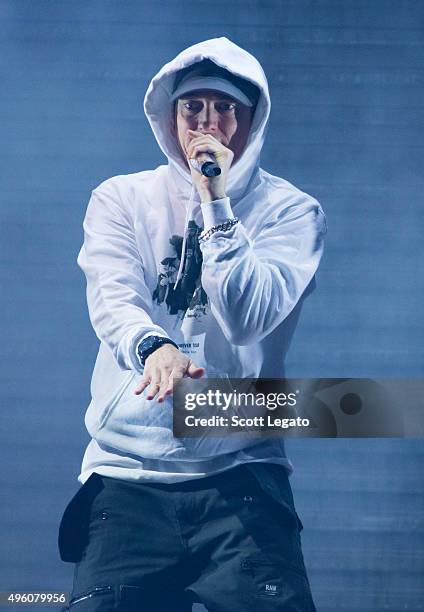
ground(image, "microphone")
xmin=189 ymin=153 xmax=221 ymax=177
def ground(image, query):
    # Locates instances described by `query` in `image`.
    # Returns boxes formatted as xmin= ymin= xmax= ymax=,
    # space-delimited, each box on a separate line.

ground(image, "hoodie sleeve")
xmin=199 ymin=194 xmax=326 ymax=346
xmin=77 ymin=181 xmax=169 ymax=373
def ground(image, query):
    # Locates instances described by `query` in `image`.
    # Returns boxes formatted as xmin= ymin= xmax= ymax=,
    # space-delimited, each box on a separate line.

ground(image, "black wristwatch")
xmin=137 ymin=335 xmax=179 ymax=366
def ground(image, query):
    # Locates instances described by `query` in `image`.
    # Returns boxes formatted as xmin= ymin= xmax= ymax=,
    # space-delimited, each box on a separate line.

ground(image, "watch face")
xmin=143 ymin=336 xmax=159 ymax=347
xmin=139 ymin=336 xmax=171 ymax=364
xmin=140 ymin=336 xmax=159 ymax=354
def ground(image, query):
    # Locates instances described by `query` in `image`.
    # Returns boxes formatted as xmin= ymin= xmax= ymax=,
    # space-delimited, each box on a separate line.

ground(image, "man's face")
xmin=174 ymin=90 xmax=252 ymax=163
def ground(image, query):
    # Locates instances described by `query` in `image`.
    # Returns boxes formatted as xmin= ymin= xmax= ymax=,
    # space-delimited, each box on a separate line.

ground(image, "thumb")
xmin=187 ymin=362 xmax=205 ymax=379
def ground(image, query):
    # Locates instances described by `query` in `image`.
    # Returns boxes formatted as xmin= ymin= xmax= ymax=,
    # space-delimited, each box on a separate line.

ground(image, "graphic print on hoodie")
xmin=76 ymin=37 xmax=327 ymax=473
xmin=152 ymin=220 xmax=208 ymax=319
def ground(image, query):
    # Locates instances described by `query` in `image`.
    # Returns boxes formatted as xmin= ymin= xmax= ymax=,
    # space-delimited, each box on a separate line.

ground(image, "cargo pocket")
xmin=240 ymin=557 xmax=311 ymax=608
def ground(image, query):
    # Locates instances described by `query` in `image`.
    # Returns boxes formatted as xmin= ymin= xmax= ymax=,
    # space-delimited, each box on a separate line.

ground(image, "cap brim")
xmin=170 ymin=76 xmax=253 ymax=107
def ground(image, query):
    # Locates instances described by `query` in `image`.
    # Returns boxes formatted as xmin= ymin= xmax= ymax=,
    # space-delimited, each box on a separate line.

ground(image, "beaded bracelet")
xmin=199 ymin=217 xmax=240 ymax=242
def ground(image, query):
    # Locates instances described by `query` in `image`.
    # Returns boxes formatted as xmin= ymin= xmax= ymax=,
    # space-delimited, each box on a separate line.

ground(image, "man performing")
xmin=59 ymin=37 xmax=326 ymax=611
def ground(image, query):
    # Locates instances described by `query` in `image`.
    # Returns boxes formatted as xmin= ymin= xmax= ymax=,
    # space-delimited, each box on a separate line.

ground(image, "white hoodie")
xmin=76 ymin=37 xmax=326 ymax=484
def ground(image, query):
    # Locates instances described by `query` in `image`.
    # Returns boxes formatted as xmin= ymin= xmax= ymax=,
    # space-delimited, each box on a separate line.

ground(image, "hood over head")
xmin=144 ymin=37 xmax=271 ymax=200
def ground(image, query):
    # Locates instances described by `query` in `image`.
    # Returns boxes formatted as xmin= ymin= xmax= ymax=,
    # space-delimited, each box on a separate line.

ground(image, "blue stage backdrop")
xmin=1 ymin=1 xmax=423 ymax=610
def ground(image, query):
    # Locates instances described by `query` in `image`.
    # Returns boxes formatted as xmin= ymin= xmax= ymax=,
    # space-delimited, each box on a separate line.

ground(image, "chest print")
xmin=152 ymin=220 xmax=208 ymax=318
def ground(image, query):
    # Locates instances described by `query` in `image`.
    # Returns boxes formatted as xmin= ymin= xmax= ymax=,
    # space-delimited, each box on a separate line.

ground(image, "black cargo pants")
xmin=58 ymin=462 xmax=316 ymax=611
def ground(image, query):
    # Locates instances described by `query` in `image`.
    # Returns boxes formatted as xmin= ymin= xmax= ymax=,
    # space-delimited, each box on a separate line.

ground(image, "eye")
xmin=216 ymin=102 xmax=237 ymax=113
xmin=182 ymin=101 xmax=202 ymax=113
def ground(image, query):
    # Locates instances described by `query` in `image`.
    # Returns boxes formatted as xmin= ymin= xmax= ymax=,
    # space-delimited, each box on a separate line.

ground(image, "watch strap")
xmin=137 ymin=335 xmax=178 ymax=366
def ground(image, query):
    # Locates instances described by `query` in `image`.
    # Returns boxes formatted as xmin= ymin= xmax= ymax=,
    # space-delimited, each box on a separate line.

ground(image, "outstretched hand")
xmin=133 ymin=344 xmax=205 ymax=403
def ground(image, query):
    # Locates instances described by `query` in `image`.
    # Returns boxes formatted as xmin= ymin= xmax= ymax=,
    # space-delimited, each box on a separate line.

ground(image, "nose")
xmin=196 ymin=102 xmax=219 ymax=132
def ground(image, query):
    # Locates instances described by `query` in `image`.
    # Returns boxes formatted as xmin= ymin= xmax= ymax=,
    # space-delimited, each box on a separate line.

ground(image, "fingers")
xmin=146 ymin=380 xmax=161 ymax=401
xmin=133 ymin=359 xmax=205 ymax=403
xmin=158 ymin=371 xmax=178 ymax=403
xmin=133 ymin=377 xmax=150 ymax=395
xmin=156 ymin=378 xmax=173 ymax=404
xmin=187 ymin=129 xmax=217 ymax=143
xmin=187 ymin=362 xmax=205 ymax=379
xmin=187 ymin=142 xmax=218 ymax=161
xmin=134 ymin=372 xmax=160 ymax=399
xmin=156 ymin=372 xmax=176 ymax=403
xmin=134 ymin=369 xmax=162 ymax=401
xmin=187 ymin=143 xmax=233 ymax=171
xmin=156 ymin=367 xmax=183 ymax=403
xmin=134 ymin=366 xmax=184 ymax=403
xmin=186 ymin=133 xmax=225 ymax=158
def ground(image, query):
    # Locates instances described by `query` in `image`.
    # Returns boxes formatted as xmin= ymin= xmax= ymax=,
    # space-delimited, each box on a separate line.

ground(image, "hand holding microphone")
xmin=186 ymin=130 xmax=233 ymax=203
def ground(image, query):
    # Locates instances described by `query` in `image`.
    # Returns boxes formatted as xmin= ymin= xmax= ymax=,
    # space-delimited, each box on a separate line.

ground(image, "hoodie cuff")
xmin=200 ymin=197 xmax=234 ymax=231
